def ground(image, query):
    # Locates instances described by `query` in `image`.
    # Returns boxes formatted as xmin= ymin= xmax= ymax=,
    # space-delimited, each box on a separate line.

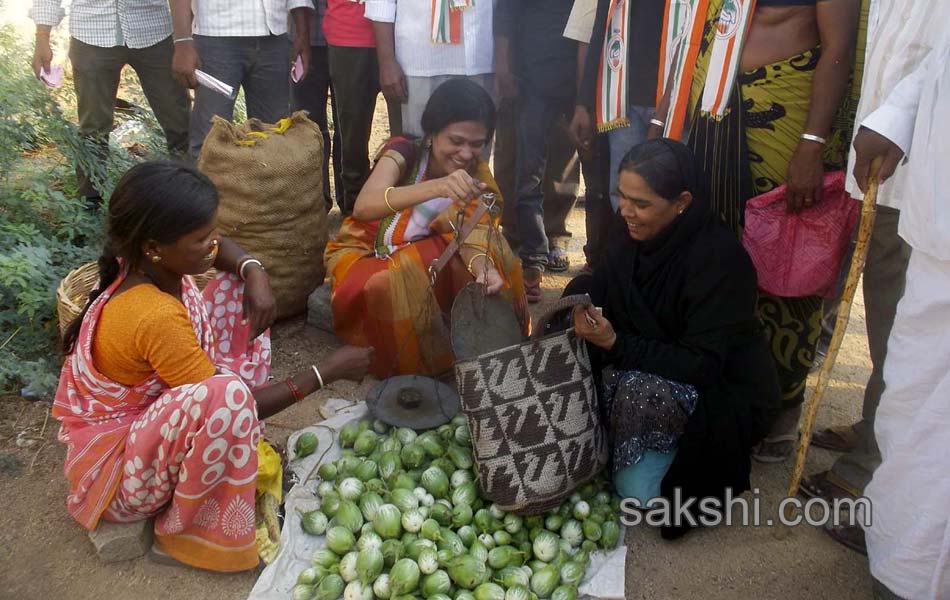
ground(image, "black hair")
xmin=62 ymin=161 xmax=219 ymax=354
xmin=617 ymin=138 xmax=697 ymax=201
xmin=420 ymin=78 xmax=497 ymax=140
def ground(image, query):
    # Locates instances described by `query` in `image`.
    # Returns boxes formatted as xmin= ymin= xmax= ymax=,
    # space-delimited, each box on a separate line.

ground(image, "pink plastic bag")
xmin=741 ymin=171 xmax=859 ymax=299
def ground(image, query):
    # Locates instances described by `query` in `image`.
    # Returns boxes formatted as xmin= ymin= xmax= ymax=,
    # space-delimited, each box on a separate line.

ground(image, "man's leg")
xmin=582 ymin=134 xmax=612 ymax=270
xmin=189 ymin=35 xmax=246 ymax=158
xmin=126 ymin=36 xmax=191 ymax=157
xmin=829 ymin=206 xmax=911 ymax=491
xmin=495 ymin=97 xmax=520 ymax=248
xmin=292 ymin=44 xmax=334 ymax=209
xmin=68 ymin=39 xmax=124 ymax=203
xmin=515 ymin=92 xmax=560 ymax=276
xmin=328 ymin=46 xmax=382 ymax=214
xmin=243 ymin=34 xmax=291 ymax=123
xmin=542 ymin=109 xmax=580 ymax=270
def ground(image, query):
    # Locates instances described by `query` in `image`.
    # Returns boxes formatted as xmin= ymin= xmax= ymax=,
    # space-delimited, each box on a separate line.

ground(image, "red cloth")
xmin=324 ymin=0 xmax=376 ymax=48
xmin=742 ymin=171 xmax=860 ymax=299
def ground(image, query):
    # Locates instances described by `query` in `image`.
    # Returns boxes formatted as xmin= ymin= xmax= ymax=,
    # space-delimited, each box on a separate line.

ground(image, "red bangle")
xmin=285 ymin=378 xmax=303 ymax=402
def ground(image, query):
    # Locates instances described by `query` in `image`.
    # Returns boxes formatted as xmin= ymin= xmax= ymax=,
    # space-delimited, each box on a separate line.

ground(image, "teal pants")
xmin=613 ymin=449 xmax=677 ymax=505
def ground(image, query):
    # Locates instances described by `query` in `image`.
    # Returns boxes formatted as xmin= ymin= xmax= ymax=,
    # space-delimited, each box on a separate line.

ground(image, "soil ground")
xmin=0 ymin=4 xmax=875 ymax=595
xmin=0 ymin=200 xmax=875 ymax=600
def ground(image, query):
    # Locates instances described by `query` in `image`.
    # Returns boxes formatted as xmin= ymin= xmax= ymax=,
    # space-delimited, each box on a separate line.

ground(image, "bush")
xmin=0 ymin=24 xmax=167 ymax=397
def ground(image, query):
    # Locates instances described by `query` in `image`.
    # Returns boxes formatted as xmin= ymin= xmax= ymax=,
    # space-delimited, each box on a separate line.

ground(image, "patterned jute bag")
xmin=197 ymin=111 xmax=327 ymax=319
xmin=454 ymin=295 xmax=609 ymax=514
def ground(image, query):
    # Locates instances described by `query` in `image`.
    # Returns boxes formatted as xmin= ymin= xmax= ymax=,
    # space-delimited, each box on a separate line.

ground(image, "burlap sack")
xmin=197 ymin=111 xmax=327 ymax=319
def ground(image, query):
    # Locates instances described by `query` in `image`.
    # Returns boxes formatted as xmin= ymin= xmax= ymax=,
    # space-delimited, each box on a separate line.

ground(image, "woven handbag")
xmin=454 ymin=295 xmax=609 ymax=514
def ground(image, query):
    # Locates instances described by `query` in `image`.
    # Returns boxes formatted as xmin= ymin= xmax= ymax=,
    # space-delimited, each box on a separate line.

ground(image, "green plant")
xmin=0 ymin=24 xmax=168 ymax=397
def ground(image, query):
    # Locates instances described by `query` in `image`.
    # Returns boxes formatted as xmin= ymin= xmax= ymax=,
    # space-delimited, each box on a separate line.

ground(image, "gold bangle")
xmin=384 ymin=186 xmax=397 ymax=214
xmin=466 ymin=252 xmax=494 ymax=278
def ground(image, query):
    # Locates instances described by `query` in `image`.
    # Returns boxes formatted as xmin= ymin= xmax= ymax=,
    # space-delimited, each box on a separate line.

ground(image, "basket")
xmin=454 ymin=294 xmax=609 ymax=514
xmin=56 ymin=263 xmax=218 ymax=336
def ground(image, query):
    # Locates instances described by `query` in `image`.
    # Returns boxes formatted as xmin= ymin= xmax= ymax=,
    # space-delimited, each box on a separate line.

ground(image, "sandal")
xmin=523 ymin=266 xmax=542 ymax=304
xmin=824 ymin=523 xmax=867 ymax=556
xmin=799 ymin=470 xmax=860 ymax=502
xmin=811 ymin=424 xmax=860 ymax=453
xmin=547 ymin=247 xmax=570 ymax=273
xmin=751 ymin=433 xmax=797 ymax=464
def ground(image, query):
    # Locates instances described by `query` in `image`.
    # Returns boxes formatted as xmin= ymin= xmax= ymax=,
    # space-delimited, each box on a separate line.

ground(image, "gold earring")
xmin=151 ymin=255 xmax=162 ymax=263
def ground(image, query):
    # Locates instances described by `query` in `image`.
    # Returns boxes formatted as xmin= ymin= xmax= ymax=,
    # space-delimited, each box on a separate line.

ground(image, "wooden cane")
xmin=774 ymin=159 xmax=882 ymax=537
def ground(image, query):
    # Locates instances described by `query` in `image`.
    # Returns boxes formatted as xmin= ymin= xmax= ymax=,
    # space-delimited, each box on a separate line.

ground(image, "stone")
xmin=88 ymin=519 xmax=153 ymax=562
xmin=307 ymin=284 xmax=333 ymax=333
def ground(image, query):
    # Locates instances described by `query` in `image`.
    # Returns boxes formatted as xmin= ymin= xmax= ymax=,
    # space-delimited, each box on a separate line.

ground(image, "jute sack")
xmin=197 ymin=111 xmax=327 ymax=319
xmin=454 ymin=294 xmax=609 ymax=514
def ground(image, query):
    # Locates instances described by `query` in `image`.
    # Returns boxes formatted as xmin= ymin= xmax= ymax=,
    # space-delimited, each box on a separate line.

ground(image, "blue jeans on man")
xmin=189 ymin=34 xmax=291 ymax=158
xmin=515 ymin=92 xmax=577 ymax=270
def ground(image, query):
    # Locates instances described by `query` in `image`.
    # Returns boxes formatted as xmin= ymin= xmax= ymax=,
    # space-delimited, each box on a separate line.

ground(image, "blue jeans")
xmin=608 ymin=105 xmax=655 ymax=211
xmin=515 ymin=92 xmax=575 ymax=269
xmin=189 ymin=34 xmax=291 ymax=157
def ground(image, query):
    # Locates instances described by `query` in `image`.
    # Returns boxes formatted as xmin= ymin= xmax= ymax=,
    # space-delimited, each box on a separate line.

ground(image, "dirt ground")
xmin=0 ymin=201 xmax=874 ymax=600
xmin=0 ymin=5 xmax=875 ymax=593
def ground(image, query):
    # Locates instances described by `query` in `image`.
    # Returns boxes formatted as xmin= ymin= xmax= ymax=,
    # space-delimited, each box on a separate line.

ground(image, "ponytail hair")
xmin=61 ymin=161 xmax=219 ymax=355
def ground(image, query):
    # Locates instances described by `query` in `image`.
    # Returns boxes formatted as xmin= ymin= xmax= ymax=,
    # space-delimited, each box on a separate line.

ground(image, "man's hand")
xmin=568 ymin=105 xmax=594 ymax=157
xmin=32 ymin=34 xmax=53 ymax=79
xmin=496 ymin=66 xmax=518 ymax=101
xmin=379 ymin=58 xmax=407 ymax=103
xmin=852 ymin=126 xmax=904 ymax=193
xmin=172 ymin=41 xmax=200 ymax=88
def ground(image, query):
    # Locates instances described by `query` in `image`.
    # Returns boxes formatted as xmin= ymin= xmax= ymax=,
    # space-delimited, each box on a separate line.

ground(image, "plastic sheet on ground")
xmin=248 ymin=401 xmax=627 ymax=600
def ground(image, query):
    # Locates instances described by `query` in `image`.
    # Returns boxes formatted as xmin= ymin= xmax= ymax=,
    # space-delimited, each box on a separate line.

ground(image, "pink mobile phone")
xmin=291 ymin=56 xmax=305 ymax=83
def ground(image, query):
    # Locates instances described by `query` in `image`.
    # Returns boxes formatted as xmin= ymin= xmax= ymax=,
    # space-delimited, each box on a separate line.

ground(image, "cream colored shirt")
xmin=563 ymin=0 xmax=596 ymax=43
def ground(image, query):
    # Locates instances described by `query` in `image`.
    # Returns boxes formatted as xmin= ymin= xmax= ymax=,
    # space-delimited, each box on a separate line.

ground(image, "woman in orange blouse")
xmin=54 ymin=161 xmax=372 ymax=571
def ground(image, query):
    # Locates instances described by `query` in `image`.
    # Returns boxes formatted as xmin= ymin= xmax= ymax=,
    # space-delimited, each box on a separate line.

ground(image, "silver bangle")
xmin=238 ymin=258 xmax=263 ymax=281
xmin=650 ymin=118 xmax=666 ymax=128
xmin=311 ymin=365 xmax=324 ymax=389
xmin=173 ymin=36 xmax=194 ymax=44
xmin=800 ymin=133 xmax=827 ymax=145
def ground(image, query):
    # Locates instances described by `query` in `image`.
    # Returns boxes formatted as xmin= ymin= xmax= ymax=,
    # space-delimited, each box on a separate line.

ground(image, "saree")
xmin=682 ymin=0 xmax=869 ymax=405
xmin=53 ymin=270 xmax=271 ymax=572
xmin=325 ymin=138 xmax=529 ymax=379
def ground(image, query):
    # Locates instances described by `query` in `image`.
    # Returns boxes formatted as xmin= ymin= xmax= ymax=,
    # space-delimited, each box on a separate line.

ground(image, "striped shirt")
xmin=191 ymin=0 xmax=315 ymax=37
xmin=364 ymin=0 xmax=495 ymax=77
xmin=29 ymin=0 xmax=172 ymax=49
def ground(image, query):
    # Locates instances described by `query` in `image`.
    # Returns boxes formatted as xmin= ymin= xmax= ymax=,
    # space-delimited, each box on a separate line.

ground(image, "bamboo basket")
xmin=56 ymin=263 xmax=217 ymax=336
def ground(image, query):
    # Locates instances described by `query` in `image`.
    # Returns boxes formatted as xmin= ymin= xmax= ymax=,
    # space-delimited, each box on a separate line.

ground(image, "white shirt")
xmin=30 ymin=0 xmax=171 ymax=49
xmin=191 ymin=0 xmax=314 ymax=37
xmin=363 ymin=0 xmax=494 ymax=77
xmin=845 ymin=0 xmax=948 ymax=208
xmin=864 ymin=37 xmax=950 ymax=261
xmin=563 ymin=0 xmax=596 ymax=43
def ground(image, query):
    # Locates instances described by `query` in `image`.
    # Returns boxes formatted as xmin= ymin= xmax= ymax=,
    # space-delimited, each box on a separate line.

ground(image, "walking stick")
xmin=775 ymin=160 xmax=882 ymax=536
